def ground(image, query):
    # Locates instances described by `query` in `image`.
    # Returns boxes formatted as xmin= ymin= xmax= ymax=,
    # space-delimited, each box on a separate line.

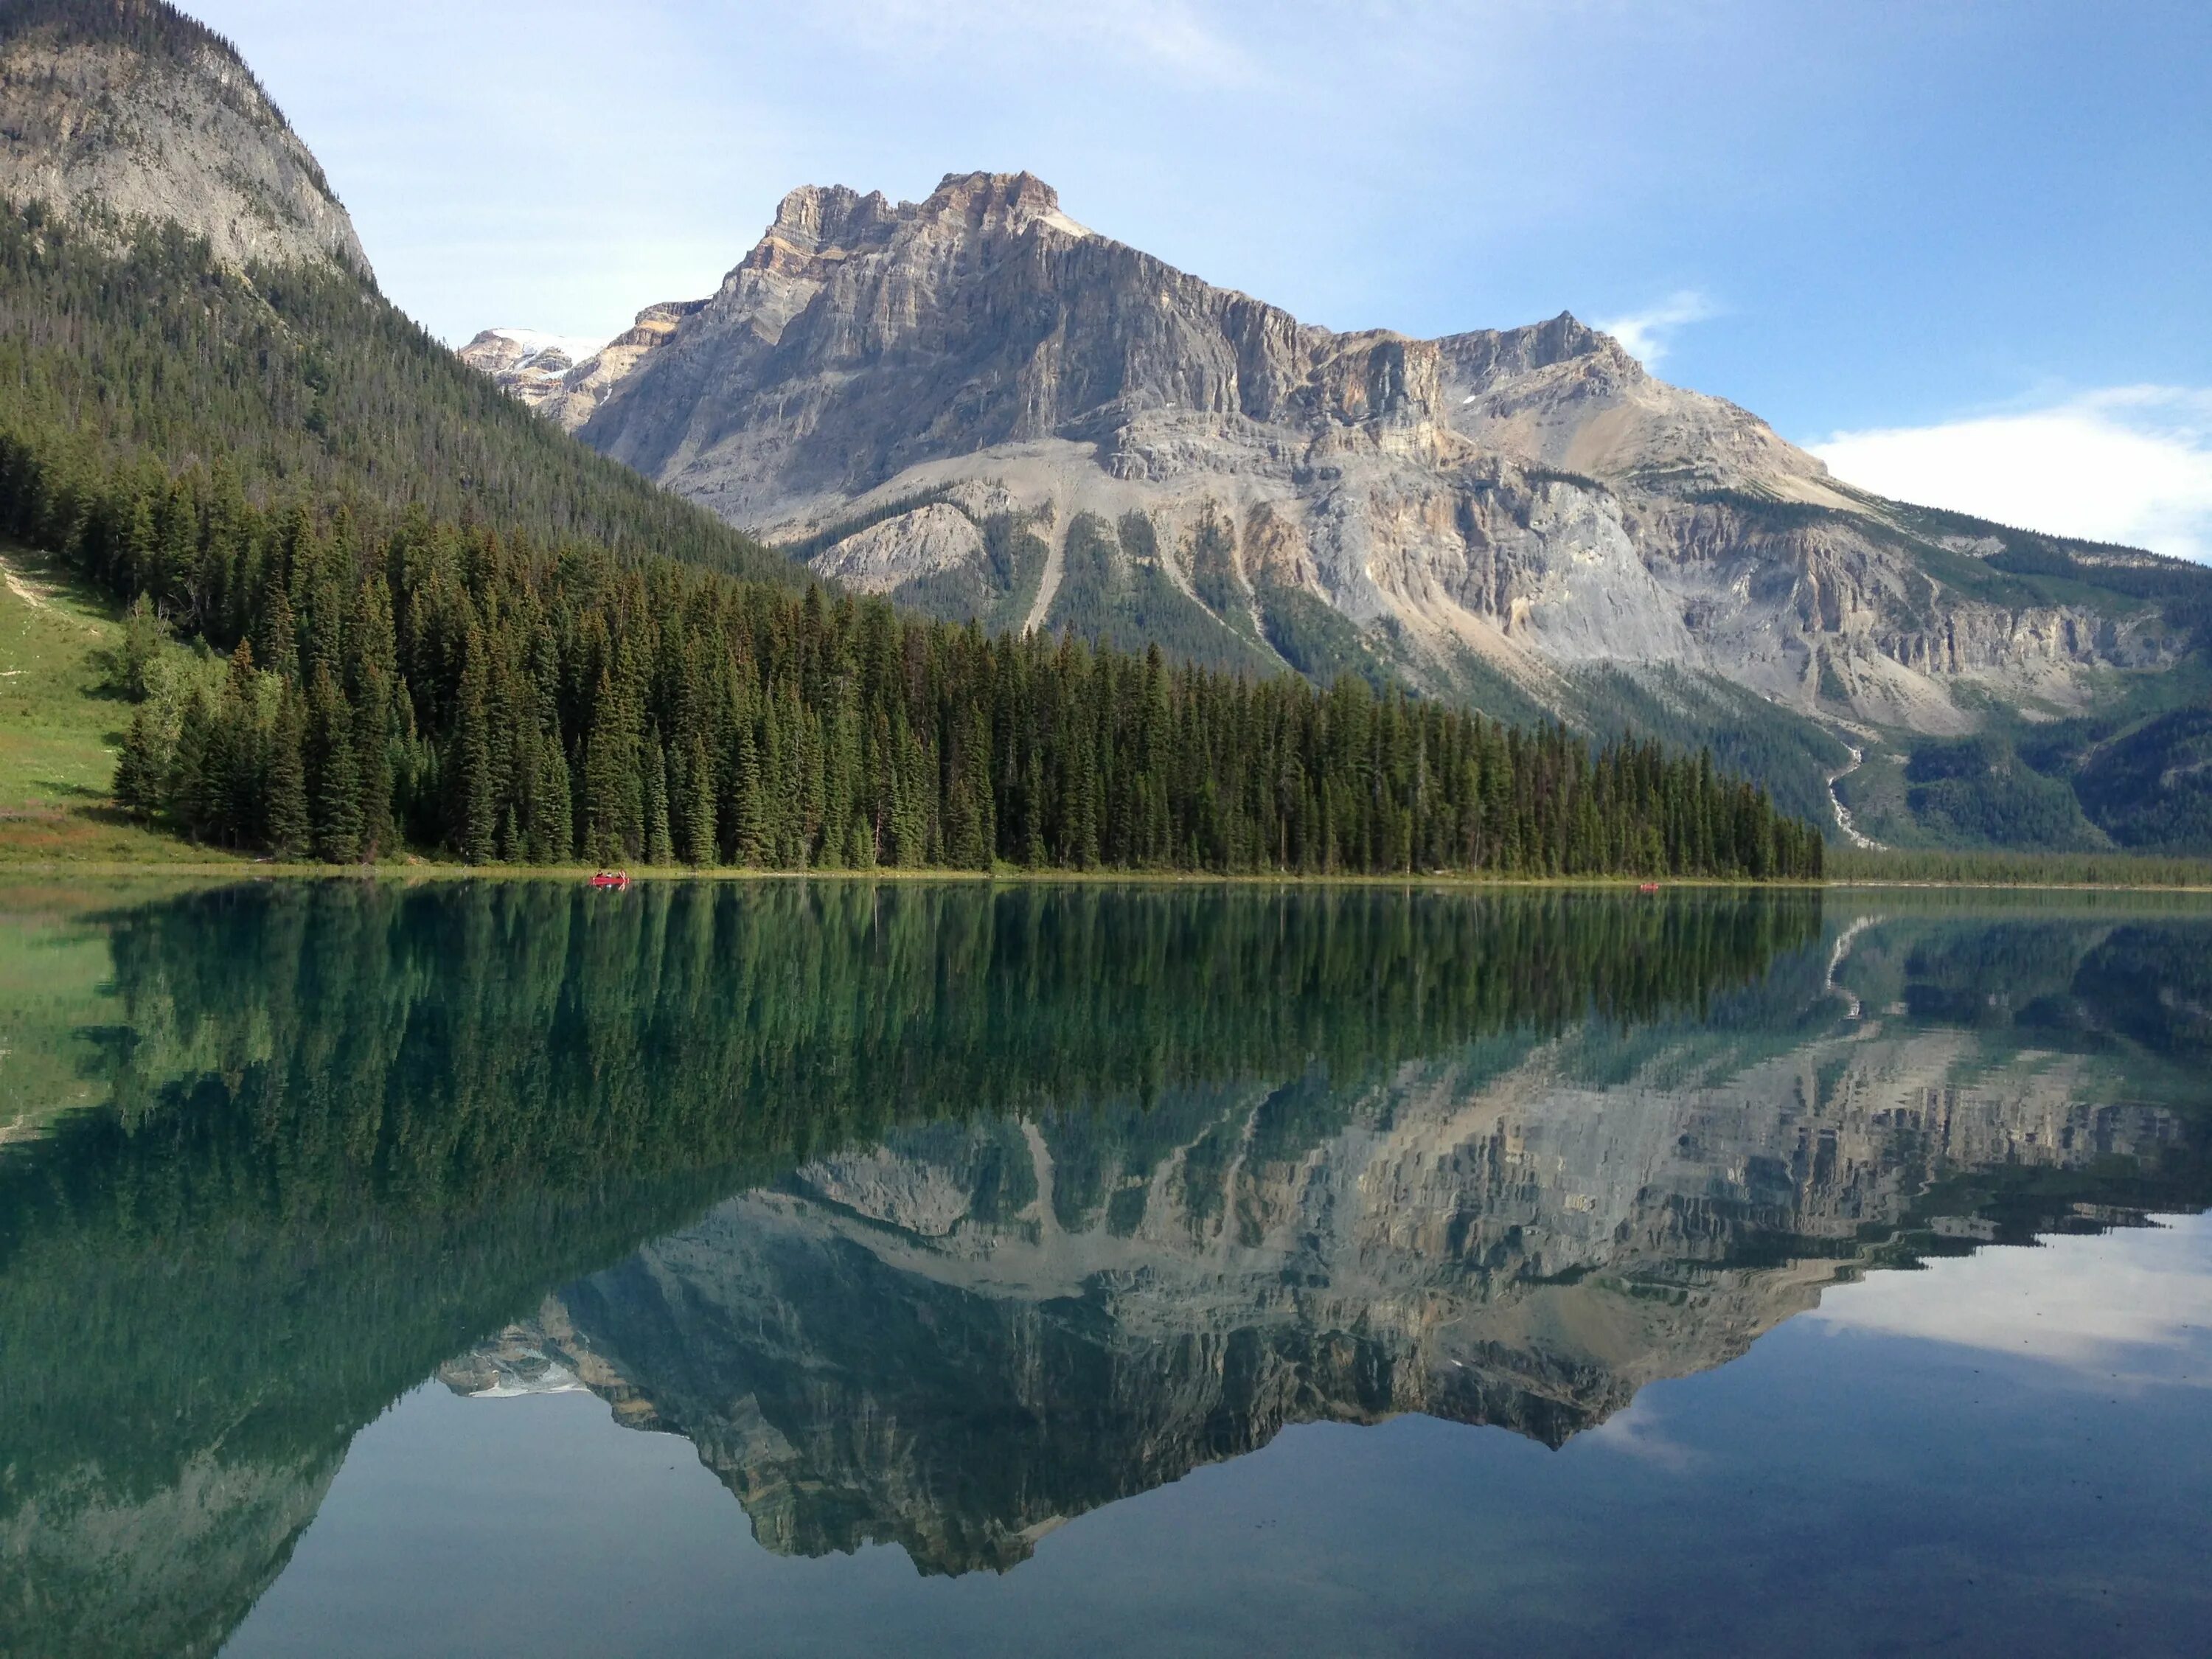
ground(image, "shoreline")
xmin=6 ymin=858 xmax=2211 ymax=894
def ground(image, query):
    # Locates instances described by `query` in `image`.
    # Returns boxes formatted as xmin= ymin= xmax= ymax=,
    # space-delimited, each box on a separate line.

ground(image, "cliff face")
xmin=0 ymin=1 xmax=370 ymax=275
xmin=445 ymin=1002 xmax=2193 ymax=1576
xmin=473 ymin=171 xmax=2197 ymax=753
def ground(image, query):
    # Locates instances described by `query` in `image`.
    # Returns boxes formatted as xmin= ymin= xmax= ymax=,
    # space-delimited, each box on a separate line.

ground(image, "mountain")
xmin=482 ymin=300 xmax=706 ymax=431
xmin=0 ymin=0 xmax=796 ymax=583
xmin=0 ymin=0 xmax=368 ymax=274
xmin=481 ymin=171 xmax=2212 ymax=846
xmin=453 ymin=326 xmax=606 ymax=410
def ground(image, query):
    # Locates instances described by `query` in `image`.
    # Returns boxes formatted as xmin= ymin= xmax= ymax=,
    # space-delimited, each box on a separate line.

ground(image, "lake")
xmin=3 ymin=880 xmax=2210 ymax=1658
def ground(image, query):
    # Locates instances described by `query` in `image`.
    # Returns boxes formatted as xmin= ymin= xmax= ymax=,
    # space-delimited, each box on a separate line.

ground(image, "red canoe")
xmin=590 ymin=870 xmax=630 ymax=889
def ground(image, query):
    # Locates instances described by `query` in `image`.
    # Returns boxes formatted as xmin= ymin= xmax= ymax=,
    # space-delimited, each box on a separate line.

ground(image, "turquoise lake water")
xmin=3 ymin=880 xmax=2209 ymax=1657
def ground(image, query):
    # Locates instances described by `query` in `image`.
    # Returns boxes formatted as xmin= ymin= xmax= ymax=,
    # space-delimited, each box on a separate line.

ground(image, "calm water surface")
xmin=2 ymin=880 xmax=2210 ymax=1658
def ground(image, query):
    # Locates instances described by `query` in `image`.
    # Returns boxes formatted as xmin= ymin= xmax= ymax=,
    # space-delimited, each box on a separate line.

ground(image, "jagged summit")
xmin=0 ymin=0 xmax=370 ymax=274
xmin=551 ymin=166 xmax=1849 ymax=571
xmin=742 ymin=173 xmax=1091 ymax=287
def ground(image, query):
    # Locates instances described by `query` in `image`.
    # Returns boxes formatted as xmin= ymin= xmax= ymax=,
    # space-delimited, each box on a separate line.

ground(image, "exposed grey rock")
xmin=454 ymin=328 xmax=599 ymax=410
xmin=472 ymin=170 xmax=2191 ymax=746
xmin=0 ymin=13 xmax=370 ymax=276
xmin=810 ymin=501 xmax=987 ymax=595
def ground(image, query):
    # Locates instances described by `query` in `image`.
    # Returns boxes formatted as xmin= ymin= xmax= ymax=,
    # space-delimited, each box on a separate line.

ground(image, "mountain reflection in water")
xmin=1 ymin=882 xmax=2208 ymax=1656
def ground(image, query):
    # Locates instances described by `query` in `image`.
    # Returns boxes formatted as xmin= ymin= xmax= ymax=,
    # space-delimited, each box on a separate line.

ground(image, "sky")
xmin=187 ymin=0 xmax=2212 ymax=559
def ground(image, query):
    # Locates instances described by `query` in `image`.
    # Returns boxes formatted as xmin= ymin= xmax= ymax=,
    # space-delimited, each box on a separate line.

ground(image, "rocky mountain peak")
xmin=1440 ymin=310 xmax=1621 ymax=383
xmin=0 ymin=0 xmax=371 ymax=275
xmin=466 ymin=170 xmax=2199 ymax=785
xmin=919 ymin=167 xmax=1089 ymax=237
xmin=456 ymin=327 xmax=605 ymax=411
xmin=742 ymin=182 xmax=899 ymax=279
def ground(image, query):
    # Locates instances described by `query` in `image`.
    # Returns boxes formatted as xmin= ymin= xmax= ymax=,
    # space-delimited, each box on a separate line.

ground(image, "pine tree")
xmin=256 ymin=580 xmax=301 ymax=688
xmin=349 ymin=576 xmax=397 ymax=858
xmin=582 ymin=668 xmax=632 ymax=864
xmin=644 ymin=731 xmax=673 ymax=866
xmin=682 ymin=731 xmax=716 ymax=867
xmin=455 ymin=632 xmax=496 ymax=865
xmin=308 ymin=662 xmax=361 ymax=863
xmin=265 ymin=689 xmax=310 ymax=860
xmin=119 ymin=593 xmax=163 ymax=701
xmin=214 ymin=639 xmax=265 ymax=846
xmin=529 ymin=737 xmax=574 ymax=863
xmin=169 ymin=687 xmax=214 ymax=839
xmin=112 ymin=704 xmax=165 ymax=816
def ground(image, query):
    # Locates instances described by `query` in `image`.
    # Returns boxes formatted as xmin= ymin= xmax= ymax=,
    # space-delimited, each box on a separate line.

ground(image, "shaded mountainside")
xmin=485 ymin=170 xmax=2212 ymax=849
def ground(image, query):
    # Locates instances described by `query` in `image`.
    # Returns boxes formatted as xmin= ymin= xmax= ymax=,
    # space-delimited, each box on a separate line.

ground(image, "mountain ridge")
xmin=471 ymin=167 xmax=2212 ymax=849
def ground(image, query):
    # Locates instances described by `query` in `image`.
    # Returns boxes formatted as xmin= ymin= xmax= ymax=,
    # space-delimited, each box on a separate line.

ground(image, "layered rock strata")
xmin=473 ymin=172 xmax=2185 ymax=738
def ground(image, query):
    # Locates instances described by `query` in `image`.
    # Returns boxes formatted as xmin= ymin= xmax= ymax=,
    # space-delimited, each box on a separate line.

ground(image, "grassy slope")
xmin=0 ymin=543 xmax=233 ymax=863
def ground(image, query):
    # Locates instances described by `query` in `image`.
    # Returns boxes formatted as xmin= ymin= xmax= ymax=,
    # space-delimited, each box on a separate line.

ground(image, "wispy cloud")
xmin=1814 ymin=386 xmax=2212 ymax=563
xmin=1593 ymin=289 xmax=1717 ymax=368
xmin=1584 ymin=1398 xmax=1700 ymax=1470
xmin=801 ymin=0 xmax=1259 ymax=86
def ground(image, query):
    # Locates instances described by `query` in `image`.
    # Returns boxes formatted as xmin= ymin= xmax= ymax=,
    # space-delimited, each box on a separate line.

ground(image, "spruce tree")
xmin=582 ymin=668 xmax=632 ymax=864
xmin=308 ymin=663 xmax=361 ymax=863
xmin=529 ymin=737 xmax=574 ymax=863
xmin=682 ymin=731 xmax=716 ymax=867
xmin=119 ymin=594 xmax=163 ymax=701
xmin=169 ymin=688 xmax=214 ymax=839
xmin=349 ymin=577 xmax=398 ymax=858
xmin=455 ymin=634 xmax=496 ymax=865
xmin=112 ymin=705 xmax=164 ymax=817
xmin=265 ymin=691 xmax=310 ymax=860
xmin=644 ymin=731 xmax=674 ymax=866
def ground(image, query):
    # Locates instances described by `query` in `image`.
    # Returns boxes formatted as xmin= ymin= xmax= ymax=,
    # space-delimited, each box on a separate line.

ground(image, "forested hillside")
xmin=0 ymin=204 xmax=796 ymax=582
xmin=0 ymin=425 xmax=1823 ymax=877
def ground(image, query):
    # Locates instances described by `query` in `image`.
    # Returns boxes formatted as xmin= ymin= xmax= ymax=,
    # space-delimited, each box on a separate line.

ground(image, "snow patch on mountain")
xmin=481 ymin=328 xmax=609 ymax=367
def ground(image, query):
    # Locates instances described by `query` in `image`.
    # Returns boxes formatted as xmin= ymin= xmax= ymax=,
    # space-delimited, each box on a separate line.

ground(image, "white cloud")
xmin=1806 ymin=1210 xmax=2212 ymax=1382
xmin=1593 ymin=289 xmax=1717 ymax=369
xmin=1583 ymin=1397 xmax=1700 ymax=1470
xmin=1813 ymin=386 xmax=2212 ymax=563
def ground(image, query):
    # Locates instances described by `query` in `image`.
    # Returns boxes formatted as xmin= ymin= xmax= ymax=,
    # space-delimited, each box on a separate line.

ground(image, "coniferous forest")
xmin=0 ymin=206 xmax=1823 ymax=877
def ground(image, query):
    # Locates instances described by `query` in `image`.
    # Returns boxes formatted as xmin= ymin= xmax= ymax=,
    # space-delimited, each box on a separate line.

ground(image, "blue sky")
xmin=190 ymin=0 xmax=2212 ymax=557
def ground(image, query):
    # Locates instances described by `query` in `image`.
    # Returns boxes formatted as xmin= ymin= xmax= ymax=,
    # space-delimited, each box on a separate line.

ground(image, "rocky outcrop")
xmin=467 ymin=170 xmax=2197 ymax=748
xmin=0 ymin=1 xmax=370 ymax=275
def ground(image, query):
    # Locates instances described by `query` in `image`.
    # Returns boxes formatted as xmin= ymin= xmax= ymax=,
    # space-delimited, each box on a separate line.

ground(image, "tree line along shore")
xmin=0 ymin=423 xmax=1824 ymax=880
